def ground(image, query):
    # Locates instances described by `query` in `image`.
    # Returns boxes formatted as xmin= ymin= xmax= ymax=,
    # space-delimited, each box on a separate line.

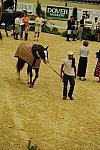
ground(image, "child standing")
xmin=60 ymin=51 xmax=76 ymax=100
xmin=77 ymin=41 xmax=89 ymax=80
xmin=94 ymin=50 xmax=100 ymax=82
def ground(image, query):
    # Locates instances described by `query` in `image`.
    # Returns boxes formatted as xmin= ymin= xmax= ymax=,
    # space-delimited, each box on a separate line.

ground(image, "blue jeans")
xmin=63 ymin=74 xmax=75 ymax=97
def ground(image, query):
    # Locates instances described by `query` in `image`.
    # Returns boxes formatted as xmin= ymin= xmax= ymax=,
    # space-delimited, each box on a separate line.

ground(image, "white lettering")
xmin=47 ymin=7 xmax=68 ymax=16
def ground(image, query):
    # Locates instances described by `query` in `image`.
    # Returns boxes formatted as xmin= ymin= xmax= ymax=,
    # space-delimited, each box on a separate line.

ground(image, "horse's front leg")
xmin=32 ymin=68 xmax=39 ymax=86
xmin=27 ymin=65 xmax=33 ymax=88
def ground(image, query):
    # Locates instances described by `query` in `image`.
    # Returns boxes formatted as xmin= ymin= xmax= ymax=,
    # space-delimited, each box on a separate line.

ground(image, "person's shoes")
xmin=78 ymin=77 xmax=81 ymax=80
xmin=68 ymin=96 xmax=73 ymax=100
xmin=63 ymin=96 xmax=67 ymax=100
xmin=81 ymin=77 xmax=86 ymax=81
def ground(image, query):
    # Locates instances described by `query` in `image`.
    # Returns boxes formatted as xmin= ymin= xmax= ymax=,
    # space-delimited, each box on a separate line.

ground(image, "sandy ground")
xmin=0 ymin=30 xmax=100 ymax=150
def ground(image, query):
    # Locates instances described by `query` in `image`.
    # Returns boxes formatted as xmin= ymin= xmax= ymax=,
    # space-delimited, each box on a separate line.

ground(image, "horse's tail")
xmin=16 ymin=58 xmax=25 ymax=72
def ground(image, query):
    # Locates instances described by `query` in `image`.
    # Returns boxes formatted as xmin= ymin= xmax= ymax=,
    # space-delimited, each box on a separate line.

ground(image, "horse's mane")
xmin=32 ymin=44 xmax=46 ymax=53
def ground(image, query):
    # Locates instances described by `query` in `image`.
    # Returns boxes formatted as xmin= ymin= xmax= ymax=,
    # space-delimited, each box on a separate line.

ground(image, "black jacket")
xmin=67 ymin=20 xmax=75 ymax=30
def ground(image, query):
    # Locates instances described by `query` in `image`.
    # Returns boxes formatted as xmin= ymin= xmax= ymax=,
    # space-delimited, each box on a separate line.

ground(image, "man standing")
xmin=67 ymin=16 xmax=76 ymax=41
xmin=60 ymin=51 xmax=76 ymax=100
xmin=78 ymin=16 xmax=85 ymax=41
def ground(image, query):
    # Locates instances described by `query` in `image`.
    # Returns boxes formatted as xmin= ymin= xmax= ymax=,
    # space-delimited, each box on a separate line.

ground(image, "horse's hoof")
xmin=29 ymin=84 xmax=33 ymax=88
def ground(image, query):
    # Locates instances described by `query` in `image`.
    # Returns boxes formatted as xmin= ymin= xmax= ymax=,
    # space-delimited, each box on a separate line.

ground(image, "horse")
xmin=0 ymin=11 xmax=24 ymax=37
xmin=14 ymin=42 xmax=49 ymax=88
xmin=0 ymin=0 xmax=18 ymax=37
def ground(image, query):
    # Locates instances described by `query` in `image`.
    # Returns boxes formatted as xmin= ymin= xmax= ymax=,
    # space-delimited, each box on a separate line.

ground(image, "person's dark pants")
xmin=73 ymin=34 xmax=76 ymax=41
xmin=67 ymin=34 xmax=70 ymax=41
xmin=25 ymin=33 xmax=28 ymax=41
xmin=63 ymin=74 xmax=75 ymax=97
xmin=77 ymin=57 xmax=87 ymax=77
xmin=14 ymin=33 xmax=19 ymax=40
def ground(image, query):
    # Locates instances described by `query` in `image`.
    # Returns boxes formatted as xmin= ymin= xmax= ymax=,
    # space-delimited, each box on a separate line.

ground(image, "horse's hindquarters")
xmin=17 ymin=58 xmax=26 ymax=72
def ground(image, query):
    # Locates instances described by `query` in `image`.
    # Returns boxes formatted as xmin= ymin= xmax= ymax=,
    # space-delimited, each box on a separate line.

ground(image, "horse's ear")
xmin=45 ymin=45 xmax=49 ymax=50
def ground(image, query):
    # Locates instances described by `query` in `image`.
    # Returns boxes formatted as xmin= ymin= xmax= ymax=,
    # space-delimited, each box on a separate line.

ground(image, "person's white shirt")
xmin=63 ymin=59 xmax=75 ymax=76
xmin=35 ymin=17 xmax=43 ymax=26
xmin=79 ymin=46 xmax=89 ymax=57
xmin=15 ymin=17 xmax=20 ymax=25
xmin=19 ymin=17 xmax=24 ymax=26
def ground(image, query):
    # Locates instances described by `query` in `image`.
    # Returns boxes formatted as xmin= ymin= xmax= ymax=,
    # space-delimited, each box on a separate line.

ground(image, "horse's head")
xmin=32 ymin=44 xmax=49 ymax=64
xmin=41 ymin=46 xmax=49 ymax=64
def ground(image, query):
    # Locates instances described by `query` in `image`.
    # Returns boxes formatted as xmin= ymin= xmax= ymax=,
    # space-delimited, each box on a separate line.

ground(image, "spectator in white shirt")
xmin=14 ymin=15 xmax=20 ymax=40
xmin=60 ymin=51 xmax=76 ymax=100
xmin=77 ymin=41 xmax=89 ymax=80
xmin=19 ymin=13 xmax=24 ymax=40
xmin=34 ymin=14 xmax=43 ymax=41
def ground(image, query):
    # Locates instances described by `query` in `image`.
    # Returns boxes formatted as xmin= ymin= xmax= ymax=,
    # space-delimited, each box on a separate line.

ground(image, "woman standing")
xmin=94 ymin=50 xmax=100 ymax=82
xmin=77 ymin=41 xmax=89 ymax=80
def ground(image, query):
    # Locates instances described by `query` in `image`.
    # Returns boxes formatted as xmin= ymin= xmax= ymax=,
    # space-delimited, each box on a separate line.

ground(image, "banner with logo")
xmin=46 ymin=5 xmax=69 ymax=20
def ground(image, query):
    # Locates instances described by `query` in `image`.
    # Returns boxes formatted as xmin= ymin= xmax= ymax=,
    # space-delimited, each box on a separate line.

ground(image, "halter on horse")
xmin=14 ymin=42 xmax=48 ymax=88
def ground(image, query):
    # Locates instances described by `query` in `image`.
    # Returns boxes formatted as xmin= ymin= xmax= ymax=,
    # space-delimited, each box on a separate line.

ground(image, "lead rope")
xmin=46 ymin=62 xmax=62 ymax=79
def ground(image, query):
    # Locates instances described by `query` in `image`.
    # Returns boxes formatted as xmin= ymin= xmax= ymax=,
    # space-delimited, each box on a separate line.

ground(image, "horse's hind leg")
xmin=16 ymin=58 xmax=25 ymax=80
xmin=32 ymin=68 xmax=39 ymax=86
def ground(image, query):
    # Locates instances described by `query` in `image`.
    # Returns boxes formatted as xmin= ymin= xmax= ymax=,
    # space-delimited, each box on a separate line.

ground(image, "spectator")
xmin=94 ymin=50 xmax=100 ymax=82
xmin=97 ymin=22 xmax=100 ymax=42
xmin=14 ymin=15 xmax=20 ymax=40
xmin=22 ymin=12 xmax=29 ymax=27
xmin=78 ymin=16 xmax=85 ymax=41
xmin=34 ymin=14 xmax=44 ymax=41
xmin=19 ymin=13 xmax=24 ymax=40
xmin=92 ymin=17 xmax=98 ymax=35
xmin=77 ymin=41 xmax=89 ymax=81
xmin=66 ymin=16 xmax=76 ymax=41
xmin=22 ymin=12 xmax=29 ymax=40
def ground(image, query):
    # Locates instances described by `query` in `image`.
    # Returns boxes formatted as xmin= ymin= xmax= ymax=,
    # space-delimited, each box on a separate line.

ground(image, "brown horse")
xmin=14 ymin=42 xmax=49 ymax=88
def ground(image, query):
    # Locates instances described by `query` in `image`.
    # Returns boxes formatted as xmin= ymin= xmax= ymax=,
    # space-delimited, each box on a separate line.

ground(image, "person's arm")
xmin=72 ymin=58 xmax=76 ymax=78
xmin=74 ymin=66 xmax=76 ymax=78
xmin=60 ymin=64 xmax=64 ymax=79
xmin=87 ymin=47 xmax=89 ymax=56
